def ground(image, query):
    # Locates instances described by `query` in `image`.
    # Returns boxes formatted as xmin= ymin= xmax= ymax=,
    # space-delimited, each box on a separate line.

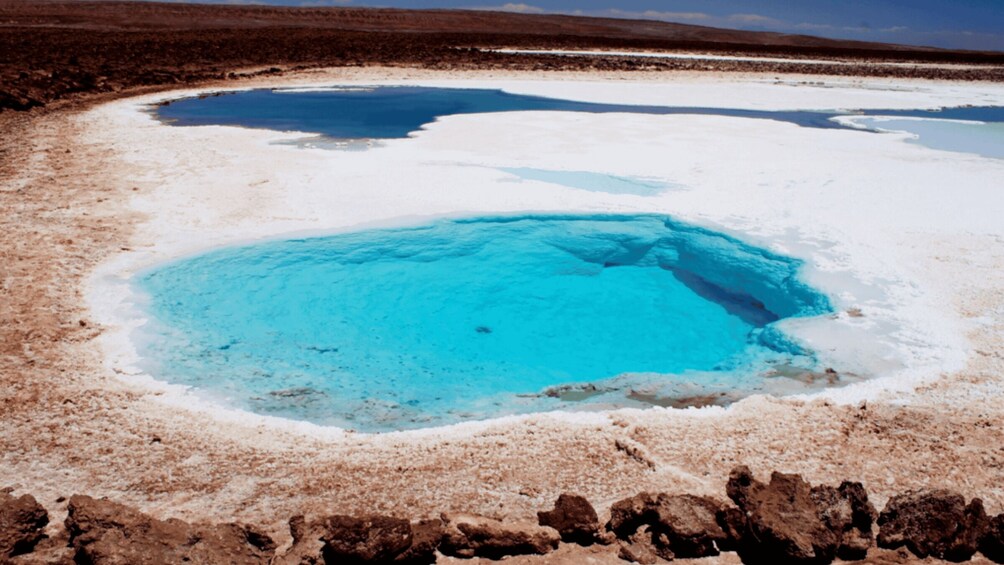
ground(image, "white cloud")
xmin=600 ymin=9 xmax=710 ymax=22
xmin=471 ymin=3 xmax=545 ymax=13
xmin=728 ymin=13 xmax=784 ymax=27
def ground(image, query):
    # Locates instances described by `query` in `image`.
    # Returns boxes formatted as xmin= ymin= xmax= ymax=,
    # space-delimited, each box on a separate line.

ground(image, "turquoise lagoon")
xmin=144 ymin=85 xmax=1004 ymax=431
xmin=136 ymin=215 xmax=831 ymax=432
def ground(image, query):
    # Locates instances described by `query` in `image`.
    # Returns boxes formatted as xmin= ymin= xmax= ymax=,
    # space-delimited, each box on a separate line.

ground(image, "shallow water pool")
xmin=136 ymin=215 xmax=831 ymax=431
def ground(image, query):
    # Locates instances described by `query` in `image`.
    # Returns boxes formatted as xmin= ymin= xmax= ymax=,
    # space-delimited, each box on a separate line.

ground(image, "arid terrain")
xmin=2 ymin=2 xmax=1004 ymax=564
xmin=3 ymin=0 xmax=1004 ymax=111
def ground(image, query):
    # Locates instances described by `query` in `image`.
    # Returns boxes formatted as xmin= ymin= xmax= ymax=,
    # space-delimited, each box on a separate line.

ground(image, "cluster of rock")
xmin=4 ymin=467 xmax=1004 ymax=564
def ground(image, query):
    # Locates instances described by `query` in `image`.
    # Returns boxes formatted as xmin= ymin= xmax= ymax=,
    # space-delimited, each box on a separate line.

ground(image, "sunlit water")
xmin=136 ymin=215 xmax=831 ymax=431
xmin=138 ymin=86 xmax=1003 ymax=431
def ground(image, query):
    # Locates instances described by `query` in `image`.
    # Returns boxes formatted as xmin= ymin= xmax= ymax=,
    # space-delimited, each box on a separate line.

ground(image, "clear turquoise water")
xmin=136 ymin=215 xmax=831 ymax=431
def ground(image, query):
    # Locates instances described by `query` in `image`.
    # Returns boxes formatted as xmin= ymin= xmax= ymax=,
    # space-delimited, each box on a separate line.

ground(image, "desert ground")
xmin=3 ymin=3 xmax=1004 ymax=563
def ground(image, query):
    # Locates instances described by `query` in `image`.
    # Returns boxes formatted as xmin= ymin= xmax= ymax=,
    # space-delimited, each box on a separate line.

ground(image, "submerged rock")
xmin=65 ymin=495 xmax=275 ymax=564
xmin=440 ymin=513 xmax=559 ymax=559
xmin=877 ymin=490 xmax=988 ymax=561
xmin=537 ymin=493 xmax=602 ymax=545
xmin=0 ymin=492 xmax=49 ymax=558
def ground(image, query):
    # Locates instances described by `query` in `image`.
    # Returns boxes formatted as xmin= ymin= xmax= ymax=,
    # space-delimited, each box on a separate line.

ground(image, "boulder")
xmin=648 ymin=494 xmax=730 ymax=559
xmin=605 ymin=492 xmax=729 ymax=559
xmin=65 ymin=495 xmax=275 ymax=565
xmin=280 ymin=514 xmax=441 ymax=564
xmin=537 ymin=493 xmax=601 ymax=545
xmin=810 ymin=481 xmax=877 ymax=560
xmin=394 ymin=518 xmax=444 ymax=565
xmin=320 ymin=515 xmax=412 ymax=564
xmin=607 ymin=492 xmax=657 ymax=537
xmin=725 ymin=466 xmax=839 ymax=564
xmin=980 ymin=513 xmax=1004 ymax=563
xmin=439 ymin=513 xmax=559 ymax=559
xmin=0 ymin=492 xmax=49 ymax=558
xmin=877 ymin=490 xmax=988 ymax=561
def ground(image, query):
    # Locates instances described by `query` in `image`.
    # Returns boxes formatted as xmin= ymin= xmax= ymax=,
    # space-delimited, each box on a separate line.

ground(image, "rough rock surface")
xmin=725 ymin=466 xmax=840 ymax=564
xmin=0 ymin=492 xmax=49 ymax=558
xmin=617 ymin=526 xmax=660 ymax=565
xmin=394 ymin=518 xmax=445 ymax=565
xmin=537 ymin=493 xmax=602 ymax=545
xmin=440 ymin=513 xmax=560 ymax=559
xmin=606 ymin=492 xmax=729 ymax=560
xmin=279 ymin=514 xmax=441 ymax=564
xmin=648 ymin=494 xmax=730 ymax=559
xmin=65 ymin=495 xmax=275 ymax=564
xmin=877 ymin=490 xmax=988 ymax=561
xmin=981 ymin=513 xmax=1004 ymax=564
xmin=608 ymin=492 xmax=658 ymax=538
xmin=810 ymin=481 xmax=877 ymax=560
xmin=320 ymin=515 xmax=413 ymax=563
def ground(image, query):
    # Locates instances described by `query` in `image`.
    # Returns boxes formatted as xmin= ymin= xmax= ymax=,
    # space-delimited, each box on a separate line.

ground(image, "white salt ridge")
xmin=84 ymin=72 xmax=1004 ymax=435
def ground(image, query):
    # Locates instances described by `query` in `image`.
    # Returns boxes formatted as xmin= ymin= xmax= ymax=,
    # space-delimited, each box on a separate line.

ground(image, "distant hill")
xmin=2 ymin=0 xmax=1002 ymax=112
xmin=0 ymin=0 xmax=962 ymax=52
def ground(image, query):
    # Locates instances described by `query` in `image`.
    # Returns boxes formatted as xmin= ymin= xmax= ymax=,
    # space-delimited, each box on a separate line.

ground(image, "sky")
xmin=163 ymin=0 xmax=1004 ymax=51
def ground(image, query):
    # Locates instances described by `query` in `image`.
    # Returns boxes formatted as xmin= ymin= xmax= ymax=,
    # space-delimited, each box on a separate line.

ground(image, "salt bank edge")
xmin=85 ymin=73 xmax=1004 ymax=435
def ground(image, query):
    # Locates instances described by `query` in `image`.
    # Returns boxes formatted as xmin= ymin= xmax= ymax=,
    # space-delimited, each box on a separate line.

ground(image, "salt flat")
xmin=4 ymin=68 xmax=1003 ymax=538
xmin=89 ymin=71 xmax=1004 ymax=418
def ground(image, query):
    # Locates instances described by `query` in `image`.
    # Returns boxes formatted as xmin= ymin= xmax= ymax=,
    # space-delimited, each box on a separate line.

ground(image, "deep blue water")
xmin=136 ymin=215 xmax=831 ymax=431
xmin=156 ymin=86 xmax=1004 ymax=147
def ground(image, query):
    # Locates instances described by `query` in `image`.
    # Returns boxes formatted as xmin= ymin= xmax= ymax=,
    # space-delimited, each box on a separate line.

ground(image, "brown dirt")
xmin=2 ymin=0 xmax=1003 ymax=111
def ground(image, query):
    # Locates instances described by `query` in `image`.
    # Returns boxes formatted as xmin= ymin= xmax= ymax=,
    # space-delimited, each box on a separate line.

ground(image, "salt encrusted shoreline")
xmin=2 ymin=68 xmax=1004 ymax=561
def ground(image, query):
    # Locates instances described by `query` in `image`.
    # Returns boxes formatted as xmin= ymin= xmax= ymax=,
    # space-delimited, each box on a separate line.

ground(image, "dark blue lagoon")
xmin=136 ymin=215 xmax=832 ymax=432
xmin=156 ymin=86 xmax=1004 ymax=153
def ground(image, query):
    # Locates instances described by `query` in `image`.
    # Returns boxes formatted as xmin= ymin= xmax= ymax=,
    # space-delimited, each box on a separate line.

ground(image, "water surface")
xmin=136 ymin=215 xmax=831 ymax=431
xmin=158 ymin=86 xmax=1004 ymax=134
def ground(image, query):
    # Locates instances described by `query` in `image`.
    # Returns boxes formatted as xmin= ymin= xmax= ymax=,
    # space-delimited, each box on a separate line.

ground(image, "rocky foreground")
xmin=3 ymin=467 xmax=1004 ymax=564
